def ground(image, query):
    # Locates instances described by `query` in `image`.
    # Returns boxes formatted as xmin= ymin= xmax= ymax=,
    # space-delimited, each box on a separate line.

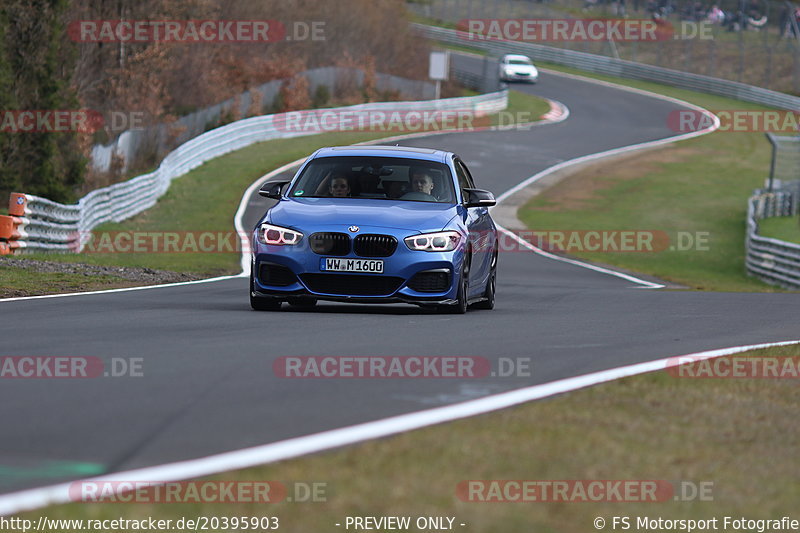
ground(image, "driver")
xmin=410 ymin=168 xmax=435 ymax=197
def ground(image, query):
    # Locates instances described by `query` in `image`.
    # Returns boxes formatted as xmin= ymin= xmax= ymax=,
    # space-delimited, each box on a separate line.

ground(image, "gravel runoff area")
xmin=0 ymin=257 xmax=201 ymax=282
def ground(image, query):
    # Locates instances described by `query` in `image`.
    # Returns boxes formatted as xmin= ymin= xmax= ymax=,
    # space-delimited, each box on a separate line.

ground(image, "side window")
xmin=461 ymin=161 xmax=476 ymax=188
xmin=455 ymin=159 xmax=475 ymax=193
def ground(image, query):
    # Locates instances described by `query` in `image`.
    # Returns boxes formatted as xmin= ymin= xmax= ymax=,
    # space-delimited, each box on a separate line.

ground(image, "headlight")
xmin=404 ymin=231 xmax=462 ymax=252
xmin=258 ymin=223 xmax=303 ymax=245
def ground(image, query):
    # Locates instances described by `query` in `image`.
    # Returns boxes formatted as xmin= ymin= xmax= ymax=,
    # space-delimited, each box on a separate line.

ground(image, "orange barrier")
xmin=1 ymin=193 xmax=28 ymax=255
xmin=8 ymin=193 xmax=26 ymax=216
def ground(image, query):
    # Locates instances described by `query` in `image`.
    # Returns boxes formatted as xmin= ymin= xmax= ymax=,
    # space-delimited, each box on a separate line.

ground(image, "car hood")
xmin=267 ymin=198 xmax=458 ymax=233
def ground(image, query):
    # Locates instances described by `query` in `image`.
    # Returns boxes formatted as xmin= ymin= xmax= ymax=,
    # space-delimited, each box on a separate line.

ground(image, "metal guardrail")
xmin=745 ymin=182 xmax=800 ymax=289
xmin=417 ymin=24 xmax=800 ymax=112
xmin=0 ymin=89 xmax=508 ymax=254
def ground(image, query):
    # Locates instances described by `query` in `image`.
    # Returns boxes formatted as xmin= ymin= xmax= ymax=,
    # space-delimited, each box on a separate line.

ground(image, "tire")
xmin=439 ymin=256 xmax=469 ymax=314
xmin=250 ymin=272 xmax=281 ymax=311
xmin=474 ymin=249 xmax=497 ymax=310
xmin=287 ymin=297 xmax=318 ymax=308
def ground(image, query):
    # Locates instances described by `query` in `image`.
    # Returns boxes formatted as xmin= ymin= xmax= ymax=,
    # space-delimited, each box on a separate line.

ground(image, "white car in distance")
xmin=499 ymin=54 xmax=539 ymax=83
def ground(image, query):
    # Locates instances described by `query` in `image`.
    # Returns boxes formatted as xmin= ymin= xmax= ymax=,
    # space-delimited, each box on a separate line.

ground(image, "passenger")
xmin=329 ymin=175 xmax=351 ymax=197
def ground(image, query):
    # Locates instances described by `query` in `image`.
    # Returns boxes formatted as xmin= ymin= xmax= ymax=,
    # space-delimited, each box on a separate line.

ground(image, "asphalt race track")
xmin=2 ymin=56 xmax=799 ymax=496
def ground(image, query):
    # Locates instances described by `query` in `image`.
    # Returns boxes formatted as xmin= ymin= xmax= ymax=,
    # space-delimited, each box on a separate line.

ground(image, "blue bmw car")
xmin=249 ymin=145 xmax=498 ymax=313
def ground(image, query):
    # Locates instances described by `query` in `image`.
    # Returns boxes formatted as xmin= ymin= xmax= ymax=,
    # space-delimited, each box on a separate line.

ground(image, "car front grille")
xmin=407 ymin=270 xmax=450 ymax=292
xmin=353 ymin=234 xmax=397 ymax=257
xmin=309 ymin=232 xmax=350 ymax=256
xmin=259 ymin=263 xmax=297 ymax=287
xmin=300 ymin=273 xmax=404 ymax=296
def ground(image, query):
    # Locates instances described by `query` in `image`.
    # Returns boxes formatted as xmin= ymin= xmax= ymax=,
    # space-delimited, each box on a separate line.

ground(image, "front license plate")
xmin=321 ymin=258 xmax=384 ymax=273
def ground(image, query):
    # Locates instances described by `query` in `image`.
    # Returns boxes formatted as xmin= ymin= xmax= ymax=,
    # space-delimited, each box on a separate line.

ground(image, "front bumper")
xmin=251 ymin=233 xmax=466 ymax=305
xmin=503 ymin=71 xmax=538 ymax=82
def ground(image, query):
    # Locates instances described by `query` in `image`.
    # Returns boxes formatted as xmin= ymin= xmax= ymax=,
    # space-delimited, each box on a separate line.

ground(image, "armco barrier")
xmin=2 ymin=89 xmax=508 ymax=254
xmin=1 ymin=193 xmax=81 ymax=254
xmin=416 ymin=24 xmax=800 ymax=112
xmin=745 ymin=182 xmax=800 ymax=289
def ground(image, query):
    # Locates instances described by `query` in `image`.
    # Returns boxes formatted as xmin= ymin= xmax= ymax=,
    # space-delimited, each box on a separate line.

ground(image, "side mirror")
xmin=463 ymin=188 xmax=496 ymax=208
xmin=258 ymin=180 xmax=291 ymax=200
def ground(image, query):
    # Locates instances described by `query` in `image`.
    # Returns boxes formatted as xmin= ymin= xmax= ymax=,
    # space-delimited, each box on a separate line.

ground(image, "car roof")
xmin=503 ymin=54 xmax=533 ymax=61
xmin=312 ymin=145 xmax=452 ymax=164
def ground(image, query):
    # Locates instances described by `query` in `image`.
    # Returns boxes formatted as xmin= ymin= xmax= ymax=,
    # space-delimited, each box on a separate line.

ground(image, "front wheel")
xmin=474 ymin=249 xmax=497 ymax=310
xmin=250 ymin=272 xmax=281 ymax=311
xmin=439 ymin=259 xmax=469 ymax=314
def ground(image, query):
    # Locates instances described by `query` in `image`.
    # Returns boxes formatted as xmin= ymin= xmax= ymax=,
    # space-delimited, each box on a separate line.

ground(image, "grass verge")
xmin=0 ymin=270 xmax=147 ymax=298
xmin=516 ymin=65 xmax=787 ymax=292
xmin=0 ymin=90 xmax=550 ymax=297
xmin=16 ymin=343 xmax=800 ymax=531
xmin=759 ymin=216 xmax=800 ymax=245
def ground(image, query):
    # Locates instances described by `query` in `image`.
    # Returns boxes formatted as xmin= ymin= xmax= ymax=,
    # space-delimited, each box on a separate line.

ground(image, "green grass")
xmin=0 ymin=268 xmax=144 ymax=298
xmin=17 ymin=343 xmax=800 ymax=532
xmin=759 ymin=216 xmax=800 ymax=245
xmin=0 ymin=89 xmax=549 ymax=293
xmin=515 ymin=65 xmax=787 ymax=292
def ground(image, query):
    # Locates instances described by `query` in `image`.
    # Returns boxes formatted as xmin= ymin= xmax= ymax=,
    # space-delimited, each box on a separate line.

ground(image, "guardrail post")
xmin=765 ymin=133 xmax=778 ymax=192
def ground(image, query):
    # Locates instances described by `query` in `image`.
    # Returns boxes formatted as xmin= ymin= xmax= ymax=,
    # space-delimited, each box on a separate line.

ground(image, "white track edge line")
xmin=490 ymin=71 xmax=721 ymax=289
xmin=0 ymin=275 xmax=241 ymax=303
xmin=1 ymin=338 xmax=798 ymax=516
xmin=495 ymin=223 xmax=665 ymax=289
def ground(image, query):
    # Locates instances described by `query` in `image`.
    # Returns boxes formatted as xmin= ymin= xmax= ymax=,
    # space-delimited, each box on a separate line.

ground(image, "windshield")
xmin=508 ymin=59 xmax=532 ymax=65
xmin=288 ymin=156 xmax=456 ymax=203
